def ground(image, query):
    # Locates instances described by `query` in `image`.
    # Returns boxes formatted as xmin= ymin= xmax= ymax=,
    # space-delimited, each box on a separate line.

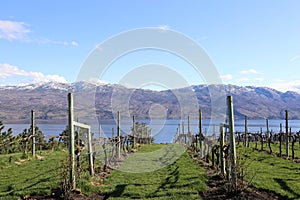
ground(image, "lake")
xmin=4 ymin=119 xmax=300 ymax=144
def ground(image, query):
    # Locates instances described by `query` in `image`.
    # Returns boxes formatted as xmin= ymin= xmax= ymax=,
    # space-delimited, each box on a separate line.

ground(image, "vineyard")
xmin=0 ymin=94 xmax=300 ymax=199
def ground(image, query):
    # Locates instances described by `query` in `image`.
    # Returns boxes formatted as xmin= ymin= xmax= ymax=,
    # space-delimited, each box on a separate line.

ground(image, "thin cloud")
xmin=240 ymin=69 xmax=261 ymax=75
xmin=155 ymin=25 xmax=170 ymax=32
xmin=289 ymin=55 xmax=300 ymax=62
xmin=220 ymin=74 xmax=233 ymax=81
xmin=71 ymin=41 xmax=79 ymax=46
xmin=0 ymin=20 xmax=30 ymax=40
xmin=0 ymin=19 xmax=78 ymax=47
xmin=0 ymin=63 xmax=67 ymax=85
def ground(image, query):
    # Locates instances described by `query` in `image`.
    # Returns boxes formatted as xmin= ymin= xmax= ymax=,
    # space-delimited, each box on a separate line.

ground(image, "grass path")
xmin=100 ymin=144 xmax=208 ymax=199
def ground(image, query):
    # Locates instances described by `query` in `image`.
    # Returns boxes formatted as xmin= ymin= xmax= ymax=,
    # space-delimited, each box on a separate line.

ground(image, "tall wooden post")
xmin=199 ymin=109 xmax=203 ymax=156
xmin=117 ymin=111 xmax=121 ymax=159
xmin=87 ymin=127 xmax=94 ymax=176
xmin=285 ymin=110 xmax=289 ymax=157
xmin=132 ymin=115 xmax=136 ymax=147
xmin=213 ymin=124 xmax=216 ymax=140
xmin=182 ymin=121 xmax=185 ymax=144
xmin=220 ymin=123 xmax=226 ymax=176
xmin=227 ymin=96 xmax=236 ymax=190
xmin=68 ymin=93 xmax=75 ymax=190
xmin=31 ymin=110 xmax=35 ymax=157
xmin=260 ymin=127 xmax=263 ymax=151
xmin=188 ymin=116 xmax=191 ymax=145
xmin=244 ymin=115 xmax=248 ymax=147
xmin=97 ymin=116 xmax=101 ymax=142
xmin=188 ymin=116 xmax=190 ymax=134
xmin=177 ymin=123 xmax=181 ymax=143
xmin=280 ymin=123 xmax=282 ymax=133
xmin=266 ymin=118 xmax=269 ymax=138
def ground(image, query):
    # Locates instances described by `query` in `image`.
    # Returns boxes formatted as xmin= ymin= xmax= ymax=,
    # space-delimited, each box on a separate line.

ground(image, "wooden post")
xmin=291 ymin=135 xmax=296 ymax=159
xmin=132 ymin=115 xmax=136 ymax=147
xmin=227 ymin=96 xmax=236 ymax=190
xmin=280 ymin=123 xmax=282 ymax=133
xmin=68 ymin=93 xmax=75 ymax=190
xmin=182 ymin=121 xmax=185 ymax=144
xmin=244 ymin=115 xmax=248 ymax=147
xmin=266 ymin=118 xmax=269 ymax=138
xmin=178 ymin=123 xmax=181 ymax=143
xmin=279 ymin=123 xmax=282 ymax=156
xmin=117 ymin=111 xmax=121 ymax=159
xmin=111 ymin=127 xmax=115 ymax=158
xmin=220 ymin=123 xmax=225 ymax=176
xmin=199 ymin=109 xmax=203 ymax=156
xmin=285 ymin=110 xmax=289 ymax=157
xmin=31 ymin=110 xmax=35 ymax=158
xmin=260 ymin=127 xmax=263 ymax=151
xmin=87 ymin=127 xmax=94 ymax=176
xmin=188 ymin=115 xmax=190 ymax=134
xmin=97 ymin=116 xmax=101 ymax=143
xmin=175 ymin=127 xmax=179 ymax=143
xmin=102 ymin=139 xmax=108 ymax=171
xmin=188 ymin=116 xmax=190 ymax=145
xmin=213 ymin=124 xmax=216 ymax=140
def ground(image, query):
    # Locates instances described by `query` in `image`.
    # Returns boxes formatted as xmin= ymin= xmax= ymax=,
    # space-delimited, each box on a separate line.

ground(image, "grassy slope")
xmin=100 ymin=144 xmax=208 ymax=199
xmin=0 ymin=151 xmax=67 ymax=199
xmin=237 ymin=145 xmax=300 ymax=199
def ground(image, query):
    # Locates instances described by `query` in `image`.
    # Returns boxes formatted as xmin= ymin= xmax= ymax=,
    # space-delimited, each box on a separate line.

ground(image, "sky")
xmin=0 ymin=1 xmax=300 ymax=92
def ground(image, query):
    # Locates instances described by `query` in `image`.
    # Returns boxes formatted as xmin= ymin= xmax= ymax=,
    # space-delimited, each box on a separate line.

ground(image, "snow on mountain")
xmin=0 ymin=82 xmax=300 ymax=120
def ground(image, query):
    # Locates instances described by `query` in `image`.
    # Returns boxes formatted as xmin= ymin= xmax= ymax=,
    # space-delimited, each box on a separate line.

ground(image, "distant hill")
xmin=0 ymin=81 xmax=300 ymax=122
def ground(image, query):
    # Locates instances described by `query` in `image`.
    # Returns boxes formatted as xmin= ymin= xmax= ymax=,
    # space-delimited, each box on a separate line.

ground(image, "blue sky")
xmin=0 ymin=1 xmax=300 ymax=92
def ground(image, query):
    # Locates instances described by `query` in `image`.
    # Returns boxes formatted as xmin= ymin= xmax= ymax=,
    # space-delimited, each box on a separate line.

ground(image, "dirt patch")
xmin=200 ymin=168 xmax=286 ymax=199
xmin=36 ymin=155 xmax=44 ymax=160
xmin=193 ymin=156 xmax=287 ymax=200
xmin=15 ymin=159 xmax=27 ymax=165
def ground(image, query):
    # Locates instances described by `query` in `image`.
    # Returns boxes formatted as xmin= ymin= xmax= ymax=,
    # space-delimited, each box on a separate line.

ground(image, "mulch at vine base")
xmin=196 ymin=158 xmax=287 ymax=200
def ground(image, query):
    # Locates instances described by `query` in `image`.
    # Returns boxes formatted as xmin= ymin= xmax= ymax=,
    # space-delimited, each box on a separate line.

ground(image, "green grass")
xmin=237 ymin=145 xmax=300 ymax=199
xmin=100 ymin=144 xmax=208 ymax=199
xmin=5 ymin=142 xmax=298 ymax=199
xmin=0 ymin=150 xmax=67 ymax=199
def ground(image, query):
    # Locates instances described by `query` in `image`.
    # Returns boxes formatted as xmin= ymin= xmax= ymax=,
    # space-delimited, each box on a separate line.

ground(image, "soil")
xmin=194 ymin=156 xmax=287 ymax=200
xmin=200 ymin=168 xmax=286 ymax=200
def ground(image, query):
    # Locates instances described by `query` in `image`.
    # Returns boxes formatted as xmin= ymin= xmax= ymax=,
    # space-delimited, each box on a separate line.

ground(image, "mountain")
xmin=0 ymin=81 xmax=300 ymax=122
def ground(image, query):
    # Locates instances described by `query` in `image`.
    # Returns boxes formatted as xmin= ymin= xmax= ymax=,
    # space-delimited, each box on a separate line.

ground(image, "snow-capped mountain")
xmin=0 ymin=82 xmax=300 ymax=121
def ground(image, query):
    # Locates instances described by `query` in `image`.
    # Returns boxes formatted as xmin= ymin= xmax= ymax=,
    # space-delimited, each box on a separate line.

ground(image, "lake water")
xmin=4 ymin=119 xmax=300 ymax=144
